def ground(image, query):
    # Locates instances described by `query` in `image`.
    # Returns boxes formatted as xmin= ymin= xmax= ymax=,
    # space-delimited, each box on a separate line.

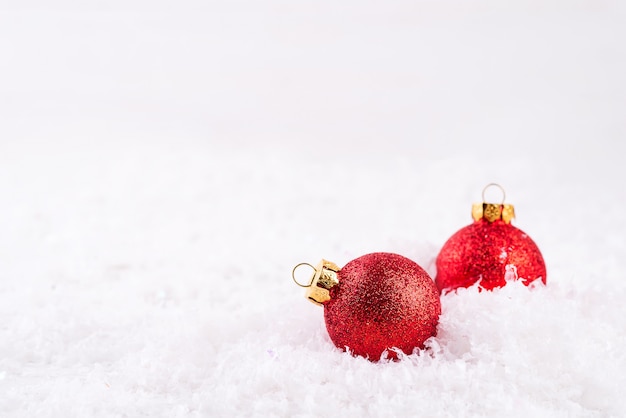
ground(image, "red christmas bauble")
xmin=435 ymin=185 xmax=546 ymax=292
xmin=322 ymin=253 xmax=441 ymax=360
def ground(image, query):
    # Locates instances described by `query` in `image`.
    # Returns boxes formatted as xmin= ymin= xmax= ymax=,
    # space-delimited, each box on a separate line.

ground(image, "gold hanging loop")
xmin=482 ymin=183 xmax=506 ymax=204
xmin=292 ymin=263 xmax=317 ymax=287
xmin=472 ymin=183 xmax=516 ymax=224
xmin=291 ymin=259 xmax=341 ymax=306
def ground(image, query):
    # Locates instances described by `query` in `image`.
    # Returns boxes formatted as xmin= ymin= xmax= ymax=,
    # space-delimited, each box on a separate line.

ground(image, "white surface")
xmin=1 ymin=1 xmax=625 ymax=417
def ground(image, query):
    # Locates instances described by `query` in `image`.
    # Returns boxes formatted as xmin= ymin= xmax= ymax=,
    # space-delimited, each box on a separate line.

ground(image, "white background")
xmin=1 ymin=1 xmax=625 ymax=416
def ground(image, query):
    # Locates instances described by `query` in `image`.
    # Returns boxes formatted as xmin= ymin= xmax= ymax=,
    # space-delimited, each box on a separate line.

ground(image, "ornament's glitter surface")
xmin=323 ymin=253 xmax=441 ymax=361
xmin=435 ymin=219 xmax=546 ymax=292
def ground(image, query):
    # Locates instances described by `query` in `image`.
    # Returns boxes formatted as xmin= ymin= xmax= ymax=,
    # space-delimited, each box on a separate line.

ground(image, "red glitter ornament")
xmin=292 ymin=253 xmax=441 ymax=361
xmin=435 ymin=184 xmax=547 ymax=293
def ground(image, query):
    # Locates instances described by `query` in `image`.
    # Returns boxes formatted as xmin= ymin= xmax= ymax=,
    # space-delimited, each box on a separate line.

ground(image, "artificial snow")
xmin=1 ymin=1 xmax=625 ymax=417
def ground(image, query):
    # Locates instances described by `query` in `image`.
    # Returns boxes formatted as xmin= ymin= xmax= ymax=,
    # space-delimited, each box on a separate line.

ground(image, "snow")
xmin=1 ymin=1 xmax=626 ymax=416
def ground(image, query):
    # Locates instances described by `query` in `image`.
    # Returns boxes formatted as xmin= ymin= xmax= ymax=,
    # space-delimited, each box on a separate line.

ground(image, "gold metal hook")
xmin=482 ymin=183 xmax=506 ymax=204
xmin=472 ymin=183 xmax=515 ymax=223
xmin=291 ymin=259 xmax=341 ymax=305
xmin=292 ymin=262 xmax=316 ymax=288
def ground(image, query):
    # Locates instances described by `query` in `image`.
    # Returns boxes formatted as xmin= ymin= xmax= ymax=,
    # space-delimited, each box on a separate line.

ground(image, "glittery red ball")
xmin=435 ymin=219 xmax=547 ymax=292
xmin=323 ymin=252 xmax=441 ymax=361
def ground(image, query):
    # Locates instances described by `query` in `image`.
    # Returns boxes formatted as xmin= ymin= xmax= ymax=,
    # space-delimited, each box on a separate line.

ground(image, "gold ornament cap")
xmin=471 ymin=183 xmax=516 ymax=224
xmin=291 ymin=259 xmax=340 ymax=306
